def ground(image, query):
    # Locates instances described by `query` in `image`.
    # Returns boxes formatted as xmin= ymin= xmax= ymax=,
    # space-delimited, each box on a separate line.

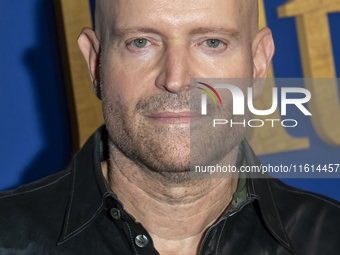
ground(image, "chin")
xmin=158 ymin=171 xmax=192 ymax=185
xmin=140 ymin=145 xmax=191 ymax=172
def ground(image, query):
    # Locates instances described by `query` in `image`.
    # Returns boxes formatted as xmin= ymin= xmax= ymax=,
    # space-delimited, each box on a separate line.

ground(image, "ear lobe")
xmin=252 ymin=27 xmax=275 ymax=100
xmin=78 ymin=28 xmax=101 ymax=99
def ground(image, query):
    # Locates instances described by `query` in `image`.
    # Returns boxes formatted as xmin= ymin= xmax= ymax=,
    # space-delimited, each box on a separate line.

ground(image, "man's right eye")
xmin=130 ymin=38 xmax=149 ymax=48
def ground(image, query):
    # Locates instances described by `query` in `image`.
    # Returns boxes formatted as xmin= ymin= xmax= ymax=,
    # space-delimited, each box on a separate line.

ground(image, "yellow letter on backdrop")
xmin=278 ymin=0 xmax=340 ymax=146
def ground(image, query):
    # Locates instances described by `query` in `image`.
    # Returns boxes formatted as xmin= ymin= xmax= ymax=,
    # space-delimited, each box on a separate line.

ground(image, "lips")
xmin=146 ymin=111 xmax=202 ymax=124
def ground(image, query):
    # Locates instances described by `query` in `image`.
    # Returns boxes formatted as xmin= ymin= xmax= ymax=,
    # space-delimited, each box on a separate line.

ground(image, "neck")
xmin=102 ymin=145 xmax=240 ymax=254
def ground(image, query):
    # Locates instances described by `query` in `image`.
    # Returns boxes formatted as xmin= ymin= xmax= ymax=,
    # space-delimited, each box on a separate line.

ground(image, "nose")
xmin=155 ymin=44 xmax=193 ymax=93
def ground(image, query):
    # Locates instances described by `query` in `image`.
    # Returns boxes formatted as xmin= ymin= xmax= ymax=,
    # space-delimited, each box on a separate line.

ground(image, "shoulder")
xmin=0 ymin=169 xmax=71 ymax=247
xmin=269 ymin=177 xmax=340 ymax=212
xmin=0 ymin=169 xmax=71 ymax=206
xmin=268 ymin=178 xmax=340 ymax=252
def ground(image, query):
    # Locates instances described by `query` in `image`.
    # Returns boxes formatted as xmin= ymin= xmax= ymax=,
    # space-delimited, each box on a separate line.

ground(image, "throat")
xmin=102 ymin=159 xmax=239 ymax=239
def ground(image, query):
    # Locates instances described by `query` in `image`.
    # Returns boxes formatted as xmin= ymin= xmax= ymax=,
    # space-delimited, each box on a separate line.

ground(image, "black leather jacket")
xmin=1 ymin=125 xmax=340 ymax=255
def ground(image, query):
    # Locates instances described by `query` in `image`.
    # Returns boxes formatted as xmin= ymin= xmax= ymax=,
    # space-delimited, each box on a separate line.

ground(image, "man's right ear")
xmin=78 ymin=28 xmax=101 ymax=100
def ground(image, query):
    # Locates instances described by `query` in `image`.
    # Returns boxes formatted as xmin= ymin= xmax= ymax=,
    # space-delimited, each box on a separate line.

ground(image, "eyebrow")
xmin=113 ymin=26 xmax=241 ymax=41
xmin=113 ymin=27 xmax=160 ymax=38
xmin=189 ymin=27 xmax=240 ymax=37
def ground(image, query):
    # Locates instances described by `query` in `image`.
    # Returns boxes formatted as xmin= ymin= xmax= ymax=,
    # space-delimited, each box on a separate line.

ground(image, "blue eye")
xmin=132 ymin=38 xmax=148 ymax=48
xmin=206 ymin=39 xmax=222 ymax=48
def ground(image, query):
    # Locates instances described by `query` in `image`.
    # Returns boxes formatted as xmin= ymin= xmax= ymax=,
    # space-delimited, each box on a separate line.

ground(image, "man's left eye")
xmin=204 ymin=39 xmax=223 ymax=48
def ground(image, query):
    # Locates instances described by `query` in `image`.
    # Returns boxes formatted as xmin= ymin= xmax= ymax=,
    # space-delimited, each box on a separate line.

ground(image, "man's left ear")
xmin=252 ymin=27 xmax=275 ymax=100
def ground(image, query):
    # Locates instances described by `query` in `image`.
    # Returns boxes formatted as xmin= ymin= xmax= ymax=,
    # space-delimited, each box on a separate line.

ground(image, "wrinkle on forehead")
xmin=95 ymin=0 xmax=258 ymax=43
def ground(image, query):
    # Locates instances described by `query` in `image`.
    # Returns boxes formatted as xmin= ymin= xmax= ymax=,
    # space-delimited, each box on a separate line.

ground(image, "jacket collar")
xmin=57 ymin=125 xmax=114 ymax=245
xmin=57 ymin=125 xmax=293 ymax=252
xmin=243 ymin=140 xmax=294 ymax=253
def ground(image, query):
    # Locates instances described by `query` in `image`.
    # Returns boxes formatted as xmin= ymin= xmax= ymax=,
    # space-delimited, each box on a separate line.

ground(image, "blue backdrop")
xmin=1 ymin=0 xmax=340 ymax=201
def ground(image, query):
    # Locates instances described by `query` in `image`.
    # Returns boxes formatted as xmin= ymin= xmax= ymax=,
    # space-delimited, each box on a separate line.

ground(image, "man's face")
xmin=97 ymin=0 xmax=257 ymax=181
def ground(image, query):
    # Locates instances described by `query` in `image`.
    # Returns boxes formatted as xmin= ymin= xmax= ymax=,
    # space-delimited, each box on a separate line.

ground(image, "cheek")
xmin=223 ymin=52 xmax=253 ymax=78
xmin=192 ymin=49 xmax=253 ymax=78
xmin=102 ymin=61 xmax=154 ymax=110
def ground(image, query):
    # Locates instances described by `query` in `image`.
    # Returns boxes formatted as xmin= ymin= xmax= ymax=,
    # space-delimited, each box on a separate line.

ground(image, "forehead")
xmin=100 ymin=0 xmax=248 ymax=35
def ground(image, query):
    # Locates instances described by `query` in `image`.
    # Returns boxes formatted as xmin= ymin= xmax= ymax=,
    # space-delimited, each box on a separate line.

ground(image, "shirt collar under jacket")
xmin=56 ymin=125 xmax=293 ymax=253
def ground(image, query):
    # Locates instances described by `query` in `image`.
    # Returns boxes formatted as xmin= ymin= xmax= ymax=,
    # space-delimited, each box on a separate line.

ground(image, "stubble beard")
xmin=102 ymin=85 xmax=193 ymax=183
xmin=100 ymin=69 xmax=252 ymax=185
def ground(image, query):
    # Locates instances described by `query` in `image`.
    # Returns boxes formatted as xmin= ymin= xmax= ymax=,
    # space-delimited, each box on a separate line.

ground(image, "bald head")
xmin=94 ymin=0 xmax=118 ymax=42
xmin=241 ymin=0 xmax=259 ymax=40
xmin=94 ymin=0 xmax=259 ymax=44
